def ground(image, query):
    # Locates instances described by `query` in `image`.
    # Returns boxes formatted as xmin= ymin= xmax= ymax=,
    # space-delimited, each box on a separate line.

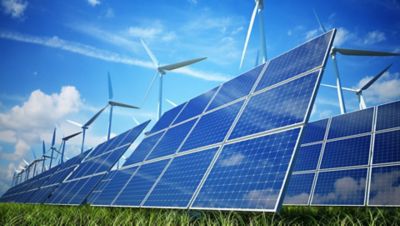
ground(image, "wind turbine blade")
xmin=240 ymin=2 xmax=258 ymax=68
xmin=334 ymin=48 xmax=400 ymax=56
xmin=359 ymin=64 xmax=392 ymax=92
xmin=166 ymin=98 xmax=177 ymax=107
xmin=66 ymin=120 xmax=83 ymax=128
xmin=109 ymin=101 xmax=139 ymax=109
xmin=42 ymin=141 xmax=46 ymax=155
xmin=51 ymin=128 xmax=56 ymax=147
xmin=132 ymin=116 xmax=140 ymax=125
xmin=141 ymin=71 xmax=158 ymax=106
xmin=320 ymin=83 xmax=357 ymax=92
xmin=140 ymin=39 xmax=159 ymax=67
xmin=31 ymin=150 xmax=37 ymax=159
xmin=23 ymin=159 xmax=29 ymax=166
xmin=83 ymin=105 xmax=109 ymax=128
xmin=108 ymin=72 xmax=114 ymax=100
xmin=313 ymin=9 xmax=327 ymax=33
xmin=159 ymin=57 xmax=207 ymax=71
xmin=63 ymin=131 xmax=83 ymax=141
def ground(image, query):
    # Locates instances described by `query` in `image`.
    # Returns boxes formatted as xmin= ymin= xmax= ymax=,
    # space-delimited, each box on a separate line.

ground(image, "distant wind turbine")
xmin=59 ymin=131 xmax=82 ymax=163
xmin=140 ymin=39 xmax=207 ymax=119
xmin=313 ymin=10 xmax=400 ymax=114
xmin=240 ymin=0 xmax=267 ymax=68
xmin=321 ymin=64 xmax=392 ymax=110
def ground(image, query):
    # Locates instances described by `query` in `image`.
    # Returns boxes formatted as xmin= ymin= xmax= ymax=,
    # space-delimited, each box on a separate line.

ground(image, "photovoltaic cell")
xmin=283 ymin=173 xmax=314 ymax=205
xmin=328 ymin=108 xmax=373 ymax=139
xmin=113 ymin=159 xmax=169 ymax=206
xmin=321 ymin=136 xmax=370 ymax=169
xmin=90 ymin=167 xmax=138 ymax=205
xmin=146 ymin=119 xmax=196 ymax=160
xmin=255 ymin=31 xmax=333 ymax=91
xmin=292 ymin=144 xmax=322 ymax=172
xmin=173 ymin=87 xmax=218 ymax=124
xmin=192 ymin=128 xmax=301 ymax=211
xmin=376 ymin=101 xmax=400 ymax=131
xmin=68 ymin=175 xmax=103 ymax=205
xmin=312 ymin=168 xmax=367 ymax=205
xmin=301 ymin=119 xmax=328 ymax=144
xmin=123 ymin=132 xmax=164 ymax=166
xmin=369 ymin=165 xmax=400 ymax=206
xmin=181 ymin=101 xmax=243 ymax=152
xmin=373 ymin=130 xmax=400 ymax=164
xmin=144 ymin=148 xmax=218 ymax=208
xmin=230 ymin=71 xmax=319 ymax=140
xmin=208 ymin=64 xmax=264 ymax=111
xmin=149 ymin=103 xmax=185 ymax=134
xmin=87 ymin=171 xmax=118 ymax=204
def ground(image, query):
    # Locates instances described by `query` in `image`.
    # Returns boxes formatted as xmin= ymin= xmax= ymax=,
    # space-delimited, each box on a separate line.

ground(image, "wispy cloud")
xmin=87 ymin=0 xmax=100 ymax=7
xmin=1 ymin=0 xmax=27 ymax=18
xmin=363 ymin=30 xmax=386 ymax=45
xmin=0 ymin=31 xmax=228 ymax=82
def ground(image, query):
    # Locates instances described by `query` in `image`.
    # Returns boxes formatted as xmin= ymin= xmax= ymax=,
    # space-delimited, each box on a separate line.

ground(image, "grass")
xmin=0 ymin=203 xmax=399 ymax=225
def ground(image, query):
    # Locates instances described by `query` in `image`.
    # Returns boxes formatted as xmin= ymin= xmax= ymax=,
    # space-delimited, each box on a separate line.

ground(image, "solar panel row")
xmin=88 ymin=30 xmax=335 ymax=212
xmin=284 ymin=100 xmax=400 ymax=206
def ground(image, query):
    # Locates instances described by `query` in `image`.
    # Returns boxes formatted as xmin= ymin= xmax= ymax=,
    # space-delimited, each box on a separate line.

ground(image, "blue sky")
xmin=0 ymin=0 xmax=399 ymax=195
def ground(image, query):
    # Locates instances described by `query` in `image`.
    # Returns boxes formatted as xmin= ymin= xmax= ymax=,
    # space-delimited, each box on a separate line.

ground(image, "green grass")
xmin=1 ymin=203 xmax=399 ymax=225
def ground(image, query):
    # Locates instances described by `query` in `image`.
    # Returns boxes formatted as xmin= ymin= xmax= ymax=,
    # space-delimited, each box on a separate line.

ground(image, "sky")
xmin=0 ymin=0 xmax=399 ymax=195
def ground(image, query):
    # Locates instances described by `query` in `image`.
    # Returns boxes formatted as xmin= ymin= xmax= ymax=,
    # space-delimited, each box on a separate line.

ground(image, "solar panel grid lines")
xmin=376 ymin=100 xmax=400 ymax=131
xmin=282 ymin=173 xmax=315 ymax=205
xmin=148 ymin=102 xmax=187 ymax=135
xmin=367 ymin=165 xmax=400 ymax=207
xmin=328 ymin=108 xmax=374 ymax=139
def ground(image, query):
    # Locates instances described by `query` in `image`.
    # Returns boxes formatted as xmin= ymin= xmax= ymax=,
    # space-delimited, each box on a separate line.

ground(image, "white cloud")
xmin=0 ymin=130 xmax=17 ymax=143
xmin=128 ymin=26 xmax=163 ymax=39
xmin=87 ymin=0 xmax=100 ymax=7
xmin=219 ymin=153 xmax=245 ymax=167
xmin=363 ymin=30 xmax=386 ymax=45
xmin=0 ymin=31 xmax=228 ymax=82
xmin=245 ymin=189 xmax=279 ymax=207
xmin=1 ymin=0 xmax=27 ymax=18
xmin=333 ymin=27 xmax=351 ymax=46
xmin=284 ymin=192 xmax=309 ymax=204
xmin=369 ymin=169 xmax=400 ymax=205
xmin=105 ymin=8 xmax=114 ymax=18
xmin=187 ymin=0 xmax=198 ymax=4
xmin=355 ymin=71 xmax=400 ymax=105
xmin=305 ymin=29 xmax=319 ymax=40
xmin=313 ymin=176 xmax=365 ymax=203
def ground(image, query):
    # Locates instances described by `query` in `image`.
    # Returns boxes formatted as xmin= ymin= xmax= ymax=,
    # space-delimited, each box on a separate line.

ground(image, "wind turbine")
xmin=240 ymin=0 xmax=267 ymax=68
xmin=321 ymin=64 xmax=392 ymax=110
xmin=48 ymin=128 xmax=58 ymax=169
xmin=106 ymin=72 xmax=140 ymax=140
xmin=313 ymin=10 xmax=400 ymax=114
xmin=59 ymin=131 xmax=82 ymax=163
xmin=67 ymin=105 xmax=108 ymax=153
xmin=140 ymin=39 xmax=207 ymax=119
xmin=40 ymin=140 xmax=51 ymax=173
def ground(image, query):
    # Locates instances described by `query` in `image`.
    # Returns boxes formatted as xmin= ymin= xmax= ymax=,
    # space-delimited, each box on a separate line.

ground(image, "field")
xmin=1 ymin=203 xmax=400 ymax=225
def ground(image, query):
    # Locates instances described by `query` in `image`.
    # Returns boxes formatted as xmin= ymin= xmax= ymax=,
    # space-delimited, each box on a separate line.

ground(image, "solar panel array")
xmin=0 ymin=121 xmax=150 ymax=205
xmin=284 ymin=100 xmax=400 ymax=206
xmin=88 ymin=30 xmax=335 ymax=212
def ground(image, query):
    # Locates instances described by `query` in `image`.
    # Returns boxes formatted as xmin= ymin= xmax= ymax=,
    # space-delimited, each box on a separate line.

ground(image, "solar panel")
xmin=86 ymin=170 xmax=118 ymax=204
xmin=376 ymin=101 xmax=400 ymax=131
xmin=368 ymin=165 xmax=400 ymax=206
xmin=143 ymin=148 xmax=218 ymax=208
xmin=328 ymin=108 xmax=373 ymax=139
xmin=292 ymin=144 xmax=322 ymax=172
xmin=300 ymin=119 xmax=328 ymax=144
xmin=283 ymin=173 xmax=314 ymax=205
xmin=311 ymin=168 xmax=367 ymax=206
xmin=373 ymin=130 xmax=400 ymax=164
xmin=123 ymin=132 xmax=164 ymax=166
xmin=149 ymin=103 xmax=186 ymax=134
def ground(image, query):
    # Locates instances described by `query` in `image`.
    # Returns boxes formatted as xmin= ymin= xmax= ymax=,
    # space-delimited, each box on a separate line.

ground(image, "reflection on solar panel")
xmin=284 ymin=100 xmax=400 ymax=207
xmin=88 ymin=30 xmax=335 ymax=212
xmin=44 ymin=121 xmax=149 ymax=205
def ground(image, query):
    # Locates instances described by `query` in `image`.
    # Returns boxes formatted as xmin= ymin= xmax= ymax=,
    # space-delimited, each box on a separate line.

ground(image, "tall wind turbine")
xmin=240 ymin=0 xmax=267 ymax=68
xmin=48 ymin=128 xmax=58 ymax=168
xmin=67 ymin=105 xmax=108 ymax=153
xmin=321 ymin=64 xmax=392 ymax=110
xmin=313 ymin=10 xmax=400 ymax=114
xmin=140 ymin=39 xmax=207 ymax=119
xmin=106 ymin=73 xmax=139 ymax=140
xmin=59 ymin=131 xmax=82 ymax=163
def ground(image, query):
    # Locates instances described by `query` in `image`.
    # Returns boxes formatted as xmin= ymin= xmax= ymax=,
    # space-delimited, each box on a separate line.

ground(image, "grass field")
xmin=1 ymin=203 xmax=399 ymax=225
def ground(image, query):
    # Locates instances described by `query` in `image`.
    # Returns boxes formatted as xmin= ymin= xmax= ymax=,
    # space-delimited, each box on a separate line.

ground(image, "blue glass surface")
xmin=256 ymin=31 xmax=333 ymax=91
xmin=174 ymin=87 xmax=218 ymax=124
xmin=369 ymin=165 xmax=400 ymax=206
xmin=91 ymin=167 xmax=137 ymax=205
xmin=292 ymin=144 xmax=322 ymax=172
xmin=321 ymin=136 xmax=370 ymax=169
xmin=113 ymin=159 xmax=169 ymax=206
xmin=192 ymin=128 xmax=300 ymax=210
xmin=376 ymin=101 xmax=400 ymax=131
xmin=283 ymin=173 xmax=314 ymax=205
xmin=68 ymin=175 xmax=103 ymax=205
xmin=230 ymin=72 xmax=319 ymax=140
xmin=147 ymin=119 xmax=196 ymax=160
xmin=118 ymin=120 xmax=151 ymax=146
xmin=87 ymin=171 xmax=118 ymax=204
xmin=208 ymin=64 xmax=264 ymax=111
xmin=181 ymin=101 xmax=243 ymax=152
xmin=47 ymin=180 xmax=79 ymax=204
xmin=149 ymin=103 xmax=186 ymax=133
xmin=123 ymin=132 xmax=164 ymax=166
xmin=328 ymin=108 xmax=373 ymax=139
xmin=58 ymin=180 xmax=86 ymax=204
xmin=144 ymin=148 xmax=218 ymax=207
xmin=301 ymin=119 xmax=328 ymax=144
xmin=94 ymin=146 xmax=128 ymax=173
xmin=373 ymin=130 xmax=400 ymax=164
xmin=312 ymin=168 xmax=367 ymax=205
xmin=86 ymin=142 xmax=110 ymax=160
